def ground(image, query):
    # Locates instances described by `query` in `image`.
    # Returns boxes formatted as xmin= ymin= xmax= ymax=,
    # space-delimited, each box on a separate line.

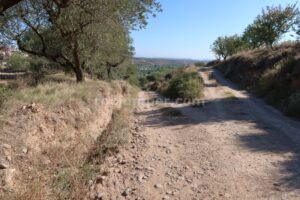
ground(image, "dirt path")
xmin=94 ymin=67 xmax=300 ymax=200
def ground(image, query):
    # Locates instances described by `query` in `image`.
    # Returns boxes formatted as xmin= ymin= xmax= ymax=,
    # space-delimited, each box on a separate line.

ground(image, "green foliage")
xmin=139 ymin=66 xmax=204 ymax=99
xmin=243 ymin=23 xmax=264 ymax=49
xmin=0 ymin=0 xmax=161 ymax=82
xmin=284 ymin=91 xmax=300 ymax=117
xmin=213 ymin=3 xmax=300 ymax=56
xmin=243 ymin=4 xmax=299 ymax=48
xmin=253 ymin=58 xmax=300 ymax=117
xmin=256 ymin=63 xmax=283 ymax=96
xmin=149 ymin=67 xmax=173 ymax=80
xmin=0 ymin=86 xmax=12 ymax=108
xmin=5 ymin=52 xmax=30 ymax=71
xmin=163 ymin=71 xmax=204 ymax=99
xmin=138 ymin=66 xmax=174 ymax=88
xmin=91 ymin=63 xmax=139 ymax=86
xmin=194 ymin=61 xmax=205 ymax=67
xmin=211 ymin=35 xmax=246 ymax=60
xmin=112 ymin=64 xmax=139 ymax=86
xmin=218 ymin=46 xmax=300 ymax=118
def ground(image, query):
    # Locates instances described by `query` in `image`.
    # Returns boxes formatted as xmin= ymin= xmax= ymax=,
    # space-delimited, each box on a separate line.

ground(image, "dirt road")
xmin=96 ymin=67 xmax=300 ymax=200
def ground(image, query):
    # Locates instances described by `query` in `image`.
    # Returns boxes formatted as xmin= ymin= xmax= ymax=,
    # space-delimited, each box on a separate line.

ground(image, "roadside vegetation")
xmin=194 ymin=61 xmax=206 ymax=67
xmin=210 ymin=3 xmax=300 ymax=118
xmin=141 ymin=66 xmax=204 ymax=100
xmin=211 ymin=3 xmax=300 ymax=61
xmin=216 ymin=43 xmax=300 ymax=118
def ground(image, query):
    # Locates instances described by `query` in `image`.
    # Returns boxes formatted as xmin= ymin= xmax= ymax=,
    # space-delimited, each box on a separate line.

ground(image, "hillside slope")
xmin=214 ymin=43 xmax=300 ymax=117
xmin=0 ymin=81 xmax=136 ymax=199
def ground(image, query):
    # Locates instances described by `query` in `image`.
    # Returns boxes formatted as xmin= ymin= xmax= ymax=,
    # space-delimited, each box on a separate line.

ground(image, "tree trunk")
xmin=72 ymin=39 xmax=85 ymax=82
xmin=74 ymin=65 xmax=84 ymax=82
xmin=107 ymin=66 xmax=111 ymax=80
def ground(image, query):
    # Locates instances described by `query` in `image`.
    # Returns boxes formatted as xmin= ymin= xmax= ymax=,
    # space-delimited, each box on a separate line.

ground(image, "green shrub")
xmin=0 ymin=86 xmax=12 ymax=108
xmin=257 ymin=68 xmax=279 ymax=96
xmin=284 ymin=91 xmax=300 ymax=117
xmin=5 ymin=52 xmax=31 ymax=71
xmin=253 ymin=58 xmax=298 ymax=112
xmin=194 ymin=61 xmax=205 ymax=67
xmin=163 ymin=72 xmax=204 ymax=99
xmin=93 ymin=64 xmax=139 ymax=86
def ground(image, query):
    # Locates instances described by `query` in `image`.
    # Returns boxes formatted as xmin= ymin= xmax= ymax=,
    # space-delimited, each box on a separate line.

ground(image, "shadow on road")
xmin=138 ymin=96 xmax=300 ymax=190
xmin=138 ymin=67 xmax=300 ymax=191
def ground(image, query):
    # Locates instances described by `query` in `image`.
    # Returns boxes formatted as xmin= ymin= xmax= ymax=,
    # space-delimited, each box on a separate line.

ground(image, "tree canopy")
xmin=0 ymin=0 xmax=161 ymax=82
xmin=211 ymin=35 xmax=245 ymax=60
xmin=212 ymin=3 xmax=300 ymax=59
xmin=243 ymin=4 xmax=299 ymax=48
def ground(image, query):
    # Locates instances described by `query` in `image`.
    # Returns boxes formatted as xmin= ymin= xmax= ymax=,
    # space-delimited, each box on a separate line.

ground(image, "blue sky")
xmin=131 ymin=0 xmax=297 ymax=60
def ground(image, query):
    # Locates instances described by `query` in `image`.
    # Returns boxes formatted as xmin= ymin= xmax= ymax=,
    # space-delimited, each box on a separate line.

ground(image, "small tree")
xmin=211 ymin=35 xmax=245 ymax=60
xmin=243 ymin=4 xmax=299 ymax=48
xmin=211 ymin=37 xmax=227 ymax=60
xmin=243 ymin=23 xmax=264 ymax=49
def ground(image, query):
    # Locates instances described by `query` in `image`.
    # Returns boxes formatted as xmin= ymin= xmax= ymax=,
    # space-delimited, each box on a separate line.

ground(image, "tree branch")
xmin=0 ymin=0 xmax=71 ymax=15
xmin=20 ymin=16 xmax=47 ymax=54
xmin=106 ymin=57 xmax=127 ymax=68
xmin=0 ymin=0 xmax=22 ymax=14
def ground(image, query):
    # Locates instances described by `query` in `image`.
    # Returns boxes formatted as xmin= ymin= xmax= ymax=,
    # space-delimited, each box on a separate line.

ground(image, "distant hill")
xmin=133 ymin=57 xmax=202 ymax=71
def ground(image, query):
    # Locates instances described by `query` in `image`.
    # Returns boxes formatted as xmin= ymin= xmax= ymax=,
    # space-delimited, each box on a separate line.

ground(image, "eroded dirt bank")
xmin=0 ymin=81 xmax=134 ymax=198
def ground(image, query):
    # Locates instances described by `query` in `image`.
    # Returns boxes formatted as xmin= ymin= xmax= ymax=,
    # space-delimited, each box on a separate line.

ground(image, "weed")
xmin=163 ymin=71 xmax=204 ymax=99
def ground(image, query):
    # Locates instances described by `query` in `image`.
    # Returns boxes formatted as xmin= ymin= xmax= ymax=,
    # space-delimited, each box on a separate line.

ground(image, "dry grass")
xmin=186 ymin=66 xmax=199 ymax=72
xmin=50 ymin=103 xmax=134 ymax=200
xmin=0 ymin=80 xmax=112 ymax=117
xmin=14 ymin=81 xmax=103 ymax=107
xmin=88 ymin=103 xmax=134 ymax=163
xmin=216 ymin=42 xmax=300 ymax=118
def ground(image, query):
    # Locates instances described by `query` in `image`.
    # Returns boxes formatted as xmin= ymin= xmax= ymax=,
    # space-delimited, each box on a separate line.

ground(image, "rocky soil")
xmin=88 ymin=67 xmax=300 ymax=200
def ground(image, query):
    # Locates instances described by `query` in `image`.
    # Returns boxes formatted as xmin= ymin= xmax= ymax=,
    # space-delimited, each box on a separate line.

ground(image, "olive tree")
xmin=0 ymin=0 xmax=161 ymax=82
xmin=243 ymin=4 xmax=299 ymax=48
xmin=211 ymin=35 xmax=245 ymax=60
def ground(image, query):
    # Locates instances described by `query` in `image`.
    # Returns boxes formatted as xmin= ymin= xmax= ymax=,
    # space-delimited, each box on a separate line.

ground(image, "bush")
xmin=0 ymin=86 xmax=12 ymax=109
xmin=93 ymin=64 xmax=139 ymax=86
xmin=255 ymin=58 xmax=295 ymax=107
xmin=194 ymin=61 xmax=205 ymax=67
xmin=4 ymin=52 xmax=30 ymax=71
xmin=284 ymin=91 xmax=300 ymax=117
xmin=139 ymin=67 xmax=174 ymax=90
xmin=163 ymin=72 xmax=204 ymax=99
